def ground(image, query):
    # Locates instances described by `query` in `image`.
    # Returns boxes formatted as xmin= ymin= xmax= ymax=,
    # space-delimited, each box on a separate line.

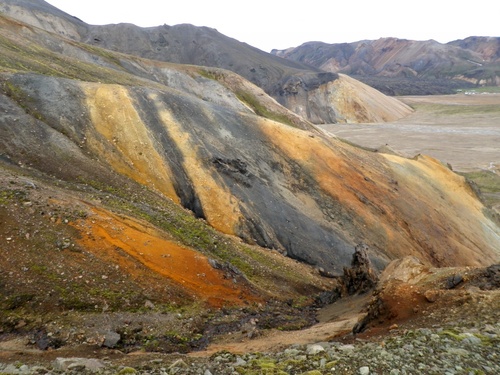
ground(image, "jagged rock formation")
xmin=0 ymin=0 xmax=412 ymax=124
xmin=273 ymin=37 xmax=500 ymax=95
xmin=353 ymin=256 xmax=500 ymax=334
xmin=342 ymin=243 xmax=379 ymax=295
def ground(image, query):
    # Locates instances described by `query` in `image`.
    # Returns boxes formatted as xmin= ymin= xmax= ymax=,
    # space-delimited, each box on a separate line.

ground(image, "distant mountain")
xmin=272 ymin=37 xmax=500 ymax=95
xmin=0 ymin=0 xmax=411 ymax=123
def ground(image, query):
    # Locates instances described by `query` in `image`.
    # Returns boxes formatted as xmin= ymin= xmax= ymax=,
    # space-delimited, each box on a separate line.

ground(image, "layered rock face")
xmin=0 ymin=3 xmax=499 ymax=283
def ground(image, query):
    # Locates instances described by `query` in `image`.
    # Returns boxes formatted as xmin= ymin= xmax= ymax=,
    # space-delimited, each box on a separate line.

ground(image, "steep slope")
xmin=1 ymin=11 xmax=499 ymax=277
xmin=273 ymin=37 xmax=500 ymax=95
xmin=0 ymin=0 xmax=412 ymax=124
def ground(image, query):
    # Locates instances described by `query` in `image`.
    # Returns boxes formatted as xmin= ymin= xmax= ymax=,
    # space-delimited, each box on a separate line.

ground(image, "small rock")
xmin=234 ymin=357 xmax=247 ymax=366
xmin=68 ymin=363 xmax=86 ymax=372
xmin=359 ymin=366 xmax=370 ymax=375
xmin=168 ymin=359 xmax=188 ymax=370
xmin=31 ymin=366 xmax=50 ymax=375
xmin=461 ymin=333 xmax=482 ymax=345
xmin=18 ymin=365 xmax=30 ymax=375
xmin=339 ymin=344 xmax=355 ymax=351
xmin=446 ymin=274 xmax=463 ymax=289
xmin=117 ymin=367 xmax=137 ymax=374
xmin=424 ymin=289 xmax=439 ymax=303
xmin=284 ymin=348 xmax=301 ymax=356
xmin=53 ymin=357 xmax=105 ymax=373
xmin=102 ymin=331 xmax=121 ymax=348
xmin=3 ymin=364 xmax=19 ymax=374
xmin=307 ymin=344 xmax=325 ymax=355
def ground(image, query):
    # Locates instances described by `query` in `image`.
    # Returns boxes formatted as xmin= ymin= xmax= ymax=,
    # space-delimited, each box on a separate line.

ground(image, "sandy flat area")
xmin=318 ymin=93 xmax=500 ymax=172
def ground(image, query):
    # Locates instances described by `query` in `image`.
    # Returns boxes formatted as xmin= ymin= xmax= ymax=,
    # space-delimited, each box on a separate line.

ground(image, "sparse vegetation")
xmin=234 ymin=89 xmax=296 ymax=127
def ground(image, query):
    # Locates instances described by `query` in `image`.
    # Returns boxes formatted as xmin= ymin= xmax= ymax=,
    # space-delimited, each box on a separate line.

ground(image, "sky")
xmin=45 ymin=1 xmax=500 ymax=53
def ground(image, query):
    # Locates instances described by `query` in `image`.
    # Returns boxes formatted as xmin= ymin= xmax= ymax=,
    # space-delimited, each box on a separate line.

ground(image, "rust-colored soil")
xmin=73 ymin=207 xmax=260 ymax=307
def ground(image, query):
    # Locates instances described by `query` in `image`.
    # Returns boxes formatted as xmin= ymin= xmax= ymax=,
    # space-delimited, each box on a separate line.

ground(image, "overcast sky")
xmin=45 ymin=0 xmax=500 ymax=52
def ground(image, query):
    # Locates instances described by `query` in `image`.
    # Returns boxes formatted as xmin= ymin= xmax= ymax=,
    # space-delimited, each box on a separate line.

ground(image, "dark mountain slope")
xmin=0 ymin=0 xmax=412 ymax=123
xmin=1 ymin=11 xmax=499 ymax=276
xmin=273 ymin=37 xmax=500 ymax=95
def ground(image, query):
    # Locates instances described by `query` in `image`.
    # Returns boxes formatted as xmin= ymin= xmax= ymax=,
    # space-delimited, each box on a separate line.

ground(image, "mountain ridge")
xmin=0 ymin=0 xmax=412 ymax=124
xmin=272 ymin=36 xmax=500 ymax=95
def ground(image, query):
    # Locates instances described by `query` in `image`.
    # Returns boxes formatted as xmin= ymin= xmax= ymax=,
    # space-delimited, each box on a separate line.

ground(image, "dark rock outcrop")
xmin=343 ymin=243 xmax=379 ymax=295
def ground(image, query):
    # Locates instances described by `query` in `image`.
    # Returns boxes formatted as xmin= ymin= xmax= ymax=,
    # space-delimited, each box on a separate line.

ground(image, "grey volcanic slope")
xmin=1 ymin=9 xmax=499 ymax=277
xmin=0 ymin=0 xmax=413 ymax=124
xmin=0 ymin=0 xmax=330 ymax=97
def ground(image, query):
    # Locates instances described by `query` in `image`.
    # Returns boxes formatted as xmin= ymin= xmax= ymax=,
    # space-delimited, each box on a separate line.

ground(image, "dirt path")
xmin=191 ymin=294 xmax=370 ymax=356
xmin=318 ymin=93 xmax=500 ymax=172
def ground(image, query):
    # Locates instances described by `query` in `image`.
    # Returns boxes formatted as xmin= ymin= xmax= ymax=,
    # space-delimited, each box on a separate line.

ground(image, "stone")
xmin=31 ymin=366 xmax=50 ymax=374
xmin=53 ymin=357 xmax=105 ymax=373
xmin=102 ymin=331 xmax=121 ymax=348
xmin=343 ymin=243 xmax=379 ymax=295
xmin=234 ymin=357 xmax=247 ymax=366
xmin=359 ymin=366 xmax=370 ymax=375
xmin=339 ymin=344 xmax=355 ymax=351
xmin=446 ymin=274 xmax=463 ymax=289
xmin=168 ymin=359 xmax=188 ymax=369
xmin=307 ymin=344 xmax=325 ymax=355
xmin=424 ymin=289 xmax=439 ymax=303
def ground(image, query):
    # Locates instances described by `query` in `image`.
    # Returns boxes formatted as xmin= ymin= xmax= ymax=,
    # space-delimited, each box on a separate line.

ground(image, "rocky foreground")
xmin=1 ymin=258 xmax=499 ymax=375
xmin=1 ymin=319 xmax=498 ymax=374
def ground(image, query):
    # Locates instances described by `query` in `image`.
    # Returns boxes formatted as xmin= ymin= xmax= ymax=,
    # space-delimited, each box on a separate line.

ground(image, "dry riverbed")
xmin=319 ymin=93 xmax=500 ymax=173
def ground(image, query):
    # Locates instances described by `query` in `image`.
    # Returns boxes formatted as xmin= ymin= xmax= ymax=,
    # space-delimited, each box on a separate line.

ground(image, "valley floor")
xmin=319 ymin=93 xmax=500 ymax=173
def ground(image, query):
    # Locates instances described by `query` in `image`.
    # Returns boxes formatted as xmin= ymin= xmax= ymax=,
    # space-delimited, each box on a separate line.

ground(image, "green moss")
xmin=325 ymin=360 xmax=339 ymax=370
xmin=0 ymin=32 xmax=149 ymax=85
xmin=0 ymin=189 xmax=27 ymax=205
xmin=116 ymin=367 xmax=137 ymax=375
xmin=470 ymin=86 xmax=500 ymax=93
xmin=0 ymin=80 xmax=46 ymax=121
xmin=337 ymin=137 xmax=377 ymax=152
xmin=410 ymin=102 xmax=500 ymax=116
xmin=2 ymin=293 xmax=35 ymax=310
xmin=464 ymin=369 xmax=485 ymax=375
xmin=235 ymin=89 xmax=296 ymax=127
xmin=76 ymin=175 xmax=321 ymax=301
xmin=460 ymin=170 xmax=500 ymax=194
xmin=197 ymin=67 xmax=298 ymax=127
xmin=439 ymin=329 xmax=464 ymax=341
xmin=75 ymin=42 xmax=124 ymax=68
xmin=198 ymin=68 xmax=224 ymax=81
